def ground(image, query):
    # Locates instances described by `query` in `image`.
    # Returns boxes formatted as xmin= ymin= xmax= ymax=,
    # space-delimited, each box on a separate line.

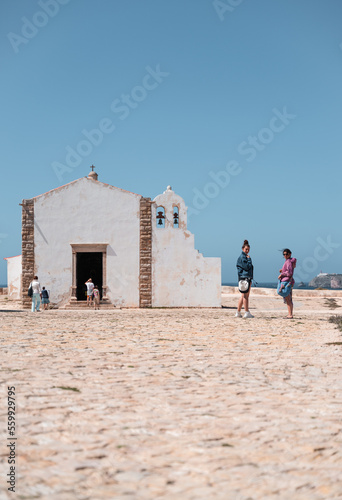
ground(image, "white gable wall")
xmin=33 ymin=177 xmax=141 ymax=307
xmin=152 ymin=188 xmax=221 ymax=307
xmin=5 ymin=255 xmax=22 ymax=299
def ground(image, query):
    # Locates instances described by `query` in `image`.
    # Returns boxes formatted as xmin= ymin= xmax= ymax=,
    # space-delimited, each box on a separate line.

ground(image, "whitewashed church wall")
xmin=6 ymin=255 xmax=22 ymax=300
xmin=33 ymin=177 xmax=141 ymax=307
xmin=152 ymin=227 xmax=221 ymax=307
xmin=151 ymin=189 xmax=221 ymax=307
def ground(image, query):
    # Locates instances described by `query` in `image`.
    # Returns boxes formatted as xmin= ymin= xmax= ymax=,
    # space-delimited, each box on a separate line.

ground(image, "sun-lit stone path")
xmin=1 ymin=290 xmax=342 ymax=499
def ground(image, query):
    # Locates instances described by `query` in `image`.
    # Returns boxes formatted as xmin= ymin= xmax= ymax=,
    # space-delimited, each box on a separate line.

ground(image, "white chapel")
xmin=6 ymin=168 xmax=221 ymax=308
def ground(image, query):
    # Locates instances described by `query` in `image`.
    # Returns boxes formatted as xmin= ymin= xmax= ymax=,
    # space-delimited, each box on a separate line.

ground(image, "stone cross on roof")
xmin=88 ymin=165 xmax=98 ymax=181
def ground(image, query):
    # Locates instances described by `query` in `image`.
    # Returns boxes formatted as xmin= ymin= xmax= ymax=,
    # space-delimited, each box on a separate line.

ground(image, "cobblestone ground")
xmin=1 ymin=292 xmax=342 ymax=499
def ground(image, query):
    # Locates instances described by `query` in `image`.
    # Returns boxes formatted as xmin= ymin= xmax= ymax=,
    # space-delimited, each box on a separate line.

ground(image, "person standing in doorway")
xmin=85 ymin=278 xmax=94 ymax=306
xmin=30 ymin=276 xmax=42 ymax=312
xmin=236 ymin=240 xmax=254 ymax=318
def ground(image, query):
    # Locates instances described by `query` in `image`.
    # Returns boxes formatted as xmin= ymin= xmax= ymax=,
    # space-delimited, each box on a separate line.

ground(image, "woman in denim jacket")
xmin=236 ymin=240 xmax=254 ymax=318
xmin=235 ymin=240 xmax=254 ymax=318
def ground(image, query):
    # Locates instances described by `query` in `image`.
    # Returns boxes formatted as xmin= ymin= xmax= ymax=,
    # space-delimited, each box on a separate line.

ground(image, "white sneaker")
xmin=235 ymin=311 xmax=242 ymax=318
xmin=243 ymin=311 xmax=254 ymax=318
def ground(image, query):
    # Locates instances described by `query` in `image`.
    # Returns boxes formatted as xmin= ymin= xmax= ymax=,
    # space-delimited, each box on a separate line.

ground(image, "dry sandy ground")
xmin=1 ymin=288 xmax=342 ymax=500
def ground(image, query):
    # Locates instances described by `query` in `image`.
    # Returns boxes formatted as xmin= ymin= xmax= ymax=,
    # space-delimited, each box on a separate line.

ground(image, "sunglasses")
xmin=283 ymin=252 xmax=288 ymax=256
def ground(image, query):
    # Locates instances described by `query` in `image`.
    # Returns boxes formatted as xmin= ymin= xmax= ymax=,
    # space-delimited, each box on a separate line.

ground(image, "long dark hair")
xmin=242 ymin=239 xmax=250 ymax=249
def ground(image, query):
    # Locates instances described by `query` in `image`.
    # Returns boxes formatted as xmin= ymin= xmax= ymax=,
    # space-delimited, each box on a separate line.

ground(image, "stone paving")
xmin=1 ymin=291 xmax=342 ymax=499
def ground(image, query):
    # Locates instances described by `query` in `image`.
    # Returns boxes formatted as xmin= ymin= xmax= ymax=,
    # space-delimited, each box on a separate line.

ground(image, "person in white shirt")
xmin=85 ymin=278 xmax=94 ymax=306
xmin=30 ymin=276 xmax=42 ymax=312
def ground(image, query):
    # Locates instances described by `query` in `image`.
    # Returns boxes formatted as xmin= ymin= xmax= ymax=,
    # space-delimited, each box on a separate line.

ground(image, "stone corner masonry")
xmin=21 ymin=199 xmax=34 ymax=309
xmin=139 ymin=197 xmax=152 ymax=308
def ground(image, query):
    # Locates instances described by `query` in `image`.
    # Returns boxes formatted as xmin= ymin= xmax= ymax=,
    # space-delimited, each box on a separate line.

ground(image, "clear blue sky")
xmin=1 ymin=0 xmax=342 ymax=285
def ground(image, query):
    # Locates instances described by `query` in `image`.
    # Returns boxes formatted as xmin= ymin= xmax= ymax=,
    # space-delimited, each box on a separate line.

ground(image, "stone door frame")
xmin=70 ymin=243 xmax=109 ymax=303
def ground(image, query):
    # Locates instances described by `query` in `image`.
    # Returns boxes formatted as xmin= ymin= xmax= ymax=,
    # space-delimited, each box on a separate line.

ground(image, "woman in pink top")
xmin=278 ymin=249 xmax=297 ymax=319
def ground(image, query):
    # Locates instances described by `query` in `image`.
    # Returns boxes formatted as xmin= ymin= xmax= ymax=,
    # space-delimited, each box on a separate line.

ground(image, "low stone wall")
xmin=3 ymin=285 xmax=342 ymax=304
xmin=222 ymin=286 xmax=342 ymax=298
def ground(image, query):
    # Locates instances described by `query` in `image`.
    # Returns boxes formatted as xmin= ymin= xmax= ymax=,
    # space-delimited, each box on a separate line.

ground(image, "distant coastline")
xmin=308 ymin=273 xmax=342 ymax=289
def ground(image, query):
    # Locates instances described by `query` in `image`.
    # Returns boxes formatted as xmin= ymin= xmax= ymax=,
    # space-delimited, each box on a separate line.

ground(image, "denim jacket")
xmin=236 ymin=252 xmax=253 ymax=279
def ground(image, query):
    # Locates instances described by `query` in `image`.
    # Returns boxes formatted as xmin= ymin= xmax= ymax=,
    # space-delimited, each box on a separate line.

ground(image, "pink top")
xmin=280 ymin=257 xmax=297 ymax=284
